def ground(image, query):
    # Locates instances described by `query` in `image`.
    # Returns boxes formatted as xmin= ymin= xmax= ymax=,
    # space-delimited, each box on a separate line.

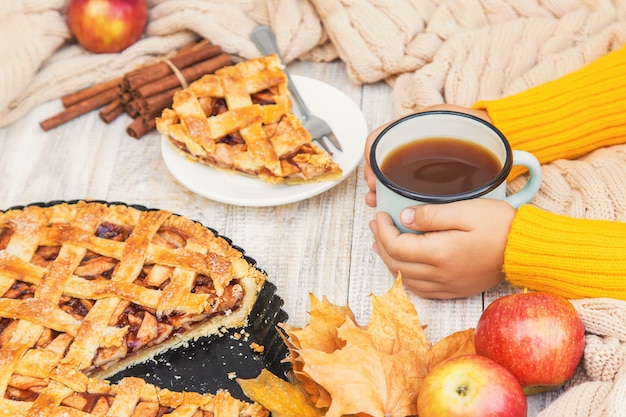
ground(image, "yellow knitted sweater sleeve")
xmin=473 ymin=46 xmax=626 ymax=300
xmin=505 ymin=205 xmax=626 ymax=300
xmin=473 ymin=45 xmax=626 ymax=179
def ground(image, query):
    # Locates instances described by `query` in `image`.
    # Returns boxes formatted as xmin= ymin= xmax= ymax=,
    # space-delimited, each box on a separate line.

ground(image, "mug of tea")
xmin=370 ymin=111 xmax=542 ymax=233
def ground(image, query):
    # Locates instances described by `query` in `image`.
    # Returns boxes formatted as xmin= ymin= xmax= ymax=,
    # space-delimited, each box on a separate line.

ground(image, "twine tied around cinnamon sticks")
xmin=40 ymin=39 xmax=232 ymax=139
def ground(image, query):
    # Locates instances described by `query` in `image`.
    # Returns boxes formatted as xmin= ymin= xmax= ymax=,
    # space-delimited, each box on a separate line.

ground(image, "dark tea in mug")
xmin=380 ymin=137 xmax=502 ymax=196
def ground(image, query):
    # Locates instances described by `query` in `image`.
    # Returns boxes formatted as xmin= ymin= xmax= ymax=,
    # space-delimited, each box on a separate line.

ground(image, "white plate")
xmin=161 ymin=75 xmax=368 ymax=207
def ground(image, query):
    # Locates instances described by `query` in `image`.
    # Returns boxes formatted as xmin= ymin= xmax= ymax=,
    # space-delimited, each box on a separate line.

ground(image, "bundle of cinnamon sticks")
xmin=40 ymin=39 xmax=232 ymax=139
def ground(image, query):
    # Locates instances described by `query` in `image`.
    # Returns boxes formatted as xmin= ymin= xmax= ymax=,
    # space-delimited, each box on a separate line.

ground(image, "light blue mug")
xmin=371 ymin=111 xmax=542 ymax=234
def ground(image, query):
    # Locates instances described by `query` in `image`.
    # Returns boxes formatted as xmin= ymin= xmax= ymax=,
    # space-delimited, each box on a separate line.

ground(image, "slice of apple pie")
xmin=156 ymin=54 xmax=342 ymax=184
xmin=0 ymin=201 xmax=268 ymax=416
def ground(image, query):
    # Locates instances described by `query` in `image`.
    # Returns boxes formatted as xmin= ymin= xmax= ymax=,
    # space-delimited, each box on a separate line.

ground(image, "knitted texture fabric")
xmin=3 ymin=1 xmax=626 ymax=415
xmin=537 ymin=298 xmax=626 ymax=417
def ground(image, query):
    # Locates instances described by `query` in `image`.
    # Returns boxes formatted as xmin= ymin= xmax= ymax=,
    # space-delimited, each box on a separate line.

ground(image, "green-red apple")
xmin=475 ymin=292 xmax=585 ymax=395
xmin=67 ymin=0 xmax=148 ymax=53
xmin=417 ymin=354 xmax=527 ymax=417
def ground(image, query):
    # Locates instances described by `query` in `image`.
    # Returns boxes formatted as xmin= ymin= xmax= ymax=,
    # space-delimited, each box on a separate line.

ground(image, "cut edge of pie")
xmin=92 ymin=270 xmax=265 ymax=380
xmin=156 ymin=54 xmax=343 ymax=185
xmin=0 ymin=200 xmax=270 ymax=416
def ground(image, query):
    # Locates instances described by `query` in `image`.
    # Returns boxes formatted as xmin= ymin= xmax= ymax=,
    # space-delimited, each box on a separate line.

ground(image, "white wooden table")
xmin=0 ymin=59 xmax=557 ymax=415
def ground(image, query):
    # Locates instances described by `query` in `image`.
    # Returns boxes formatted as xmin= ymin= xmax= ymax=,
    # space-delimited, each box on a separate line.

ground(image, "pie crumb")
xmin=250 ymin=342 xmax=264 ymax=353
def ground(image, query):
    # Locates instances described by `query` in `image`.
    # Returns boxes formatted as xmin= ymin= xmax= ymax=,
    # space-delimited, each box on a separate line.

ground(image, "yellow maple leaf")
xmin=238 ymin=369 xmax=323 ymax=417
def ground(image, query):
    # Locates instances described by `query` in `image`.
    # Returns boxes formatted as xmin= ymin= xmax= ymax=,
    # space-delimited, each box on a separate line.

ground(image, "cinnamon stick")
xmin=125 ymin=98 xmax=141 ymax=119
xmin=126 ymin=114 xmax=156 ymax=139
xmin=40 ymin=87 xmax=119 ymax=131
xmin=126 ymin=86 xmax=179 ymax=118
xmin=134 ymin=53 xmax=232 ymax=99
xmin=99 ymin=98 xmax=124 ymax=123
xmin=61 ymin=77 xmax=123 ymax=108
xmin=121 ymin=38 xmax=203 ymax=81
xmin=118 ymin=92 xmax=133 ymax=106
xmin=121 ymin=41 xmax=223 ymax=92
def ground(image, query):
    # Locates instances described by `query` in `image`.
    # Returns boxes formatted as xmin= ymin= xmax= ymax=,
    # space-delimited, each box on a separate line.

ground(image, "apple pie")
xmin=156 ymin=54 xmax=342 ymax=184
xmin=0 ymin=201 xmax=268 ymax=416
xmin=0 ymin=375 xmax=268 ymax=417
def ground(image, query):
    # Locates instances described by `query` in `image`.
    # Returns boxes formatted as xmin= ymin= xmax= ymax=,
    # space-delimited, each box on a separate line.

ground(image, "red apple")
xmin=417 ymin=354 xmax=527 ymax=417
xmin=67 ymin=0 xmax=148 ymax=53
xmin=475 ymin=292 xmax=585 ymax=395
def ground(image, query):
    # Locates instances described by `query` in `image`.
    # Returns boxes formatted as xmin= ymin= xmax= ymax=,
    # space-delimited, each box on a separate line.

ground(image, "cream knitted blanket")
xmin=3 ymin=1 xmax=626 ymax=414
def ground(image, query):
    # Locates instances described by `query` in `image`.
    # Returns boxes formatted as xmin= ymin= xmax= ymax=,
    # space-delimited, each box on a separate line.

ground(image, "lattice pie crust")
xmin=0 ymin=201 xmax=268 ymax=416
xmin=156 ymin=54 xmax=342 ymax=184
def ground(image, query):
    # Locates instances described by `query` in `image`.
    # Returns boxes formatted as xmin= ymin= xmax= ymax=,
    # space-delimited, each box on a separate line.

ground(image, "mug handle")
xmin=505 ymin=150 xmax=543 ymax=208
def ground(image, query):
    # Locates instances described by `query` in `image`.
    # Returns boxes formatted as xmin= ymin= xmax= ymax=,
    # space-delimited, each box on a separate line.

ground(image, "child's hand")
xmin=369 ymin=198 xmax=516 ymax=299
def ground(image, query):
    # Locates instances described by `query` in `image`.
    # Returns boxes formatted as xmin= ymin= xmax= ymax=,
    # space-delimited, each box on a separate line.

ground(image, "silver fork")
xmin=251 ymin=26 xmax=343 ymax=154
